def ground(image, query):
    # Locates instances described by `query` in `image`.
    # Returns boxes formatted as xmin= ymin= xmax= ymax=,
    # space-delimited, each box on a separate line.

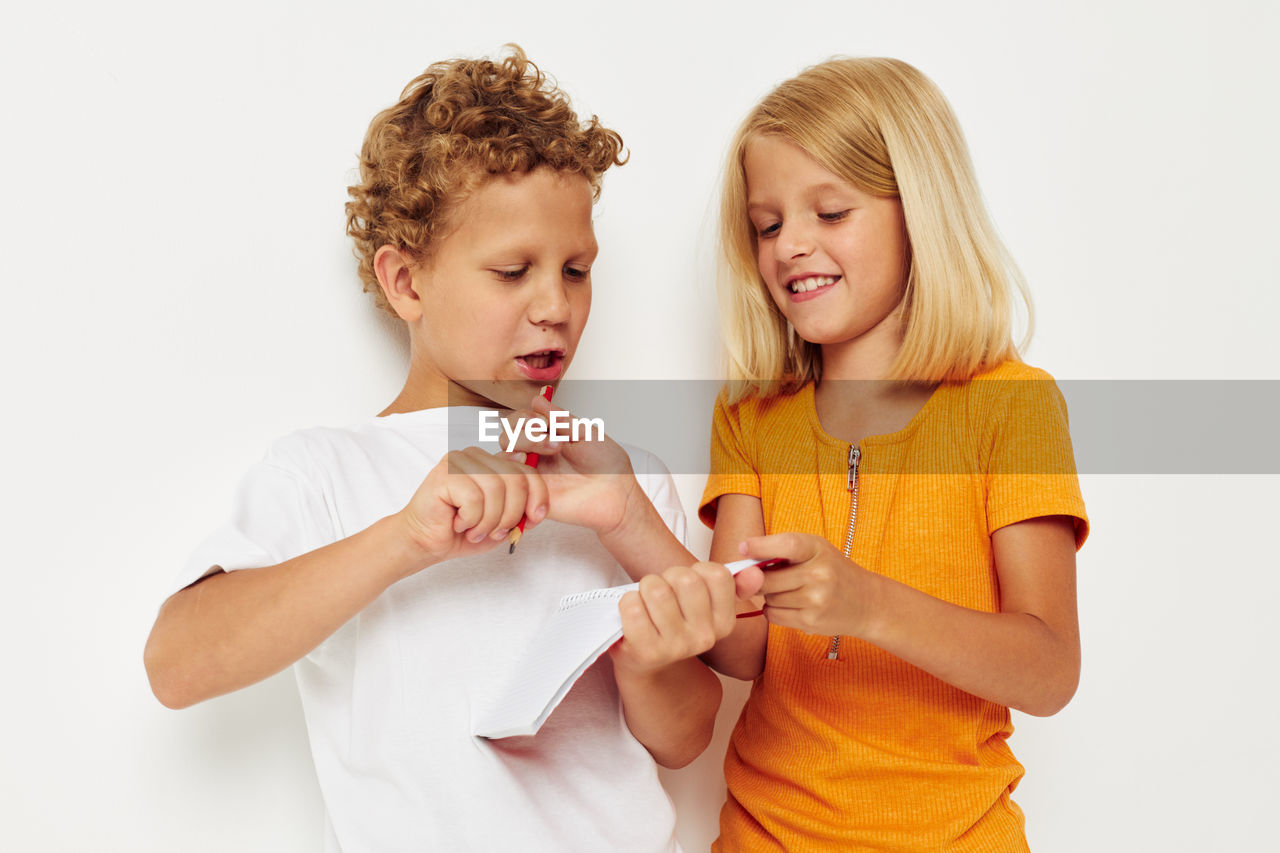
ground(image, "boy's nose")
xmin=527 ymin=274 xmax=572 ymax=325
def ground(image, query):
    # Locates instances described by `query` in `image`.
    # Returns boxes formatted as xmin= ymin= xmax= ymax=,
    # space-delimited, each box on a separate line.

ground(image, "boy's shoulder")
xmin=257 ymin=410 xmax=454 ymax=479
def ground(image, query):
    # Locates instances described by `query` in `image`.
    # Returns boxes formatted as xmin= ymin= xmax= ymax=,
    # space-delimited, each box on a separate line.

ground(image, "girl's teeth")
xmin=791 ymin=276 xmax=835 ymax=293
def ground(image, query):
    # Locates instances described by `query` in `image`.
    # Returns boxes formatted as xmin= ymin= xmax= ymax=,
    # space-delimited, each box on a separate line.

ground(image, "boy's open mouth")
xmin=515 ymin=349 xmax=566 ymax=381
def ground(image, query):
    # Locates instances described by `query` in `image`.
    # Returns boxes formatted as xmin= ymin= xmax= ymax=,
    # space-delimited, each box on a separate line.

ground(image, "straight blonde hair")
xmin=718 ymin=57 xmax=1031 ymax=402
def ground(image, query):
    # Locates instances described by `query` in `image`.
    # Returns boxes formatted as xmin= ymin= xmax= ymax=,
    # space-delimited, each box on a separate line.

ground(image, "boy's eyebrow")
xmin=480 ymin=239 xmax=599 ymax=261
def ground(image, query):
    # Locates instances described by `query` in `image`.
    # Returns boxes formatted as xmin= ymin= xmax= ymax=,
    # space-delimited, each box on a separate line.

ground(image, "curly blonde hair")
xmin=345 ymin=45 xmax=626 ymax=313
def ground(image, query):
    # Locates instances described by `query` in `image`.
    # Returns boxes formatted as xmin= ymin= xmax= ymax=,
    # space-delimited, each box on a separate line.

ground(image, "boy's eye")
xmin=818 ymin=209 xmax=851 ymax=223
xmin=563 ymin=265 xmax=589 ymax=280
xmin=494 ymin=266 xmax=530 ymax=282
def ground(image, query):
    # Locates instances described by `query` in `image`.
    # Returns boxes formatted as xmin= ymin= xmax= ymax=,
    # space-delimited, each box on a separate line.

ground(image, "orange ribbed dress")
xmin=699 ymin=361 xmax=1089 ymax=852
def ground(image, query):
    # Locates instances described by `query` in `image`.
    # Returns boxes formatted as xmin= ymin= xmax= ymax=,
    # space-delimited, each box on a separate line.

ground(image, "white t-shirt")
xmin=175 ymin=407 xmax=684 ymax=853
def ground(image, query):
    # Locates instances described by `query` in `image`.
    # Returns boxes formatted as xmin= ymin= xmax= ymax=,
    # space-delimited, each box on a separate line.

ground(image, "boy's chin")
xmin=446 ymin=379 xmax=548 ymax=411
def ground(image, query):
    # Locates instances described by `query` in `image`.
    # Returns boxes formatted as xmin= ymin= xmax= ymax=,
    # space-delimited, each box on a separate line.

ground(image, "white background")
xmin=2 ymin=1 xmax=1277 ymax=850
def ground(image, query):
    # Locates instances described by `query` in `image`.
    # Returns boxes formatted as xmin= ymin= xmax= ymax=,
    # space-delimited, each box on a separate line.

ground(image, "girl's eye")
xmin=818 ymin=209 xmax=851 ymax=223
xmin=757 ymin=222 xmax=780 ymax=239
xmin=563 ymin=265 xmax=589 ymax=280
xmin=494 ymin=266 xmax=529 ymax=282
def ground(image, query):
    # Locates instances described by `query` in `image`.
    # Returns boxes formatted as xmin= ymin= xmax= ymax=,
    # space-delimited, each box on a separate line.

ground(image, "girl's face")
xmin=744 ymin=135 xmax=910 ymax=363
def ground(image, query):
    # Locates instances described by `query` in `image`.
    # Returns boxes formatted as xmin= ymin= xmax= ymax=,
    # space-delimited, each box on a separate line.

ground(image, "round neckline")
xmin=800 ymin=380 xmax=945 ymax=449
xmin=371 ymin=405 xmax=493 ymax=425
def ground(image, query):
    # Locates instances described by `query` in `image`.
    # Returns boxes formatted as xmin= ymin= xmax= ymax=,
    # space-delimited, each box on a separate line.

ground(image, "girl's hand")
xmin=609 ymin=563 xmax=739 ymax=676
xmin=738 ymin=533 xmax=878 ymax=638
xmin=396 ymin=446 xmax=548 ymax=575
xmin=504 ymin=392 xmax=639 ymax=535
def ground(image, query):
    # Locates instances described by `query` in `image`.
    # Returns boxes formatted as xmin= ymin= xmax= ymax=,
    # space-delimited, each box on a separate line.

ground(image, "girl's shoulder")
xmin=968 ymin=358 xmax=1056 ymax=384
xmin=716 ymin=381 xmax=814 ymax=421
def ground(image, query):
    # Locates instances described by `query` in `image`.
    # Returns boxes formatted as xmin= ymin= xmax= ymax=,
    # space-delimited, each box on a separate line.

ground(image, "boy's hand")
xmin=609 ymin=563 xmax=739 ymax=676
xmin=395 ymin=446 xmax=548 ymax=576
xmin=737 ymin=533 xmax=877 ymax=638
xmin=503 ymin=392 xmax=639 ymax=535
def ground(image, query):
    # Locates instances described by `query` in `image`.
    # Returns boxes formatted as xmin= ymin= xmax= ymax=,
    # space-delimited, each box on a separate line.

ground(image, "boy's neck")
xmin=379 ymin=378 xmax=502 ymax=417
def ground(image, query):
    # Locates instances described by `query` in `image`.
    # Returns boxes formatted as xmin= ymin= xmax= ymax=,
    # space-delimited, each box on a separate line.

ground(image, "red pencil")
xmin=507 ymin=383 xmax=555 ymax=554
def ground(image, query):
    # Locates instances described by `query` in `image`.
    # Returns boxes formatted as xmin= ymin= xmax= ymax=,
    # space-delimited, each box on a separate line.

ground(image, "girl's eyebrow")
xmin=748 ymin=183 xmax=857 ymax=211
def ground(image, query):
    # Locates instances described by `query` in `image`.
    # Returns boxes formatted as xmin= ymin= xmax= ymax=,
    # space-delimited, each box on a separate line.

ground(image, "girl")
xmin=700 ymin=57 xmax=1089 ymax=851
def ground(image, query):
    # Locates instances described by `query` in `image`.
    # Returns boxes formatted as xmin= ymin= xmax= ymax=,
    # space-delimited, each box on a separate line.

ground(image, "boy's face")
xmin=406 ymin=168 xmax=596 ymax=409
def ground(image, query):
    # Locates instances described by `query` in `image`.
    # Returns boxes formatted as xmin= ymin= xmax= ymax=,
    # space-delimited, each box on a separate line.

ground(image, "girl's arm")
xmin=699 ymin=494 xmax=770 ymax=681
xmin=739 ymin=514 xmax=1080 ymax=716
xmin=144 ymin=448 xmax=548 ymax=709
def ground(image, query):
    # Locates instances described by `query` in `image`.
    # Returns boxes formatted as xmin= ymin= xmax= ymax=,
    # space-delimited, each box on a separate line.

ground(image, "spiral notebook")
xmin=472 ymin=558 xmax=772 ymax=739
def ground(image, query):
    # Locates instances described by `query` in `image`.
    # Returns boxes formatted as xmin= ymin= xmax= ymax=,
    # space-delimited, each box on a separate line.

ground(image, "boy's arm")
xmin=146 ymin=518 xmax=422 ymax=708
xmin=145 ymin=448 xmax=547 ymax=709
xmin=608 ymin=563 xmax=736 ymax=769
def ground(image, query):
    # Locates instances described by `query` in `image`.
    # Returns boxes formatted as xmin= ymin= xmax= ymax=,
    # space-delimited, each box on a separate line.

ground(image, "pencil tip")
xmin=508 ymin=542 xmax=517 ymax=554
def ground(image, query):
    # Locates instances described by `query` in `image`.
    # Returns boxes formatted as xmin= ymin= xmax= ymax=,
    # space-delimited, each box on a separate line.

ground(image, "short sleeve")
xmin=984 ymin=374 xmax=1090 ymax=549
xmin=628 ymin=446 xmax=688 ymax=548
xmin=699 ymin=390 xmax=761 ymax=529
xmin=168 ymin=454 xmax=337 ymax=597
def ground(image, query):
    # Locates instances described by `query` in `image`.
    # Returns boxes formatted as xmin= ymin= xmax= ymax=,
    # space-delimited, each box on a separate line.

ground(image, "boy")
xmin=144 ymin=47 xmax=736 ymax=852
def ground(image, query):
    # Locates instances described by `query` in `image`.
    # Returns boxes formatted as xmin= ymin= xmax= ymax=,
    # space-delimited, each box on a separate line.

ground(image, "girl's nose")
xmin=775 ymin=221 xmax=814 ymax=261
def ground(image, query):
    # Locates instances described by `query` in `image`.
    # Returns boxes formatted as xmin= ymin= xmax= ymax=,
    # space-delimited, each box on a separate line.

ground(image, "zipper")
xmin=827 ymin=444 xmax=861 ymax=660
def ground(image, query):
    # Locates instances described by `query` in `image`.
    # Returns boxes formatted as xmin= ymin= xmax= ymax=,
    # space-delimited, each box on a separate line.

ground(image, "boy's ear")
xmin=373 ymin=245 xmax=423 ymax=322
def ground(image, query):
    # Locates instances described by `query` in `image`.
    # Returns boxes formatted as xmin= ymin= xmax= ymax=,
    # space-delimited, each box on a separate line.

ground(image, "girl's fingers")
xmin=738 ymin=531 xmax=815 ymax=563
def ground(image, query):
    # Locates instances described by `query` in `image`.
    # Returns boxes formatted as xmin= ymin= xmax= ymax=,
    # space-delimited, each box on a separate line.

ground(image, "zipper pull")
xmin=847 ymin=445 xmax=861 ymax=490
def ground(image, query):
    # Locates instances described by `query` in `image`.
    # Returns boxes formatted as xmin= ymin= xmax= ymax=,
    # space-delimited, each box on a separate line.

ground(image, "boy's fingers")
xmin=636 ymin=573 xmax=702 ymax=648
xmin=484 ymin=450 xmax=549 ymax=533
xmin=664 ymin=567 xmax=715 ymax=637
xmin=447 ymin=451 xmax=512 ymax=542
xmin=520 ymin=466 xmax=550 ymax=528
xmin=686 ymin=562 xmax=738 ymax=638
xmin=498 ymin=409 xmax=559 ymax=456
xmin=618 ymin=589 xmax=659 ymax=648
xmin=441 ymin=474 xmax=485 ymax=534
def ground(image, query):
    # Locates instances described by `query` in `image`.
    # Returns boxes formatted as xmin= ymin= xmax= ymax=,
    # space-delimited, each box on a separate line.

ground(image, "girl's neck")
xmin=817 ymin=320 xmax=903 ymax=382
xmin=813 ymin=325 xmax=936 ymax=445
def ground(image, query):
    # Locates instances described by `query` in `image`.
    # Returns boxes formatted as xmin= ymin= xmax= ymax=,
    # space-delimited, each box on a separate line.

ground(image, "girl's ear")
xmin=373 ymin=245 xmax=423 ymax=322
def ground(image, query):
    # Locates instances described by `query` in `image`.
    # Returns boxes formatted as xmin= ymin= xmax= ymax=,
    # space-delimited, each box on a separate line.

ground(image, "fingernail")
xmin=493 ymin=528 xmax=509 ymax=540
xmin=738 ymin=541 xmax=748 ymax=555
xmin=533 ymin=505 xmax=547 ymax=521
